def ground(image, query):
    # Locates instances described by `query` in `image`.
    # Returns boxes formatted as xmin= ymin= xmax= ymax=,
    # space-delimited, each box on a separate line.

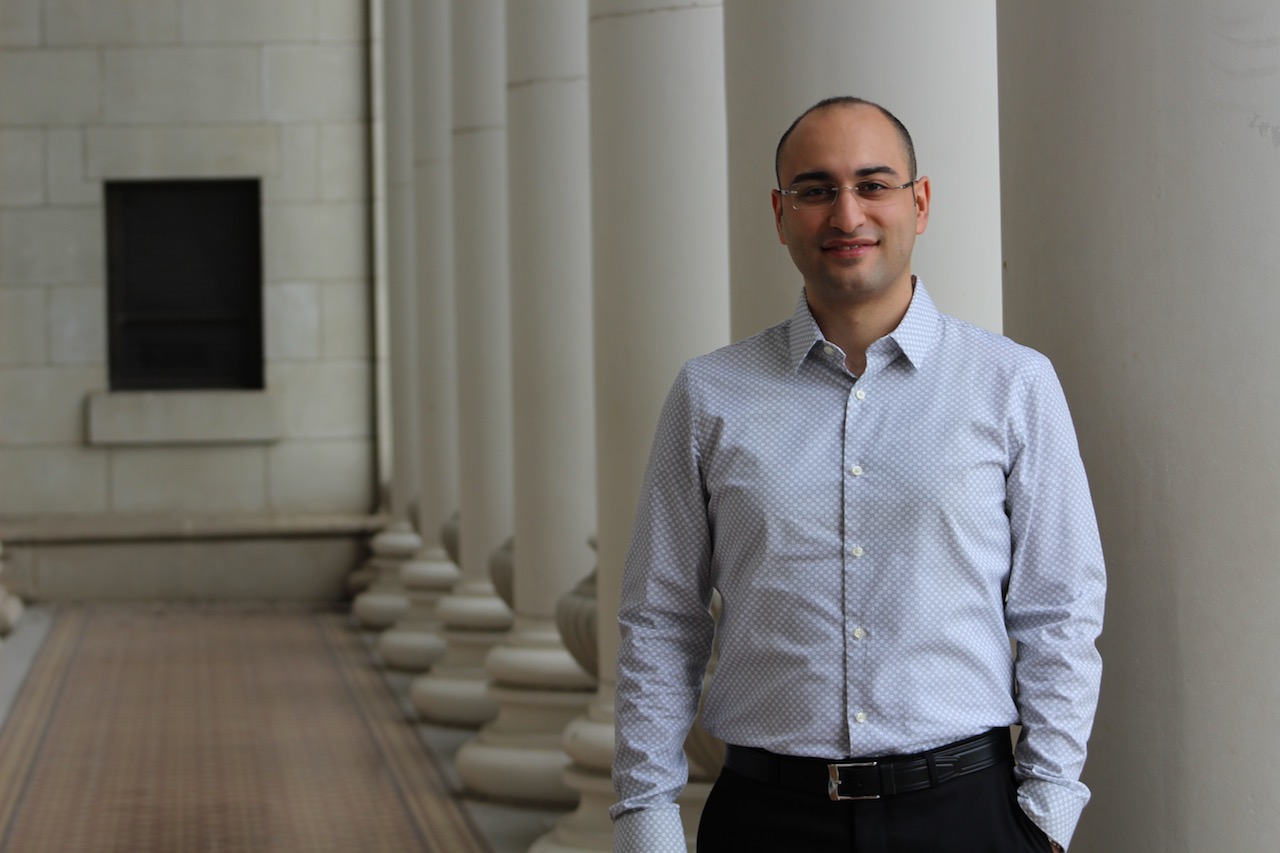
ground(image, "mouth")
xmin=821 ymin=239 xmax=876 ymax=259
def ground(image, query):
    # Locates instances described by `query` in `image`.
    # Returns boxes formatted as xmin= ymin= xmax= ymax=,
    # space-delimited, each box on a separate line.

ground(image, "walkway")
xmin=0 ymin=605 xmax=565 ymax=853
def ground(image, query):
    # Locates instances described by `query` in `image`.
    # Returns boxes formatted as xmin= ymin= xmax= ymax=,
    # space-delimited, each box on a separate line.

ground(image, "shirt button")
xmin=852 ymin=627 xmax=866 ymax=640
xmin=849 ymin=546 xmax=863 ymax=558
xmin=854 ymin=389 xmax=866 ymax=400
xmin=849 ymin=465 xmax=863 ymax=476
xmin=823 ymin=345 xmax=836 ymax=355
xmin=855 ymin=712 xmax=868 ymax=724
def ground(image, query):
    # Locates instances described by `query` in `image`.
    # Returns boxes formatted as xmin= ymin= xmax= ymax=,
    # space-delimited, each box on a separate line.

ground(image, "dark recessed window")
xmin=105 ymin=179 xmax=264 ymax=390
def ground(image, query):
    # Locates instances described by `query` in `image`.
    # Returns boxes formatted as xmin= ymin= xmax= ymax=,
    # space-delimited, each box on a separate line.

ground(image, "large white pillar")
xmin=999 ymin=2 xmax=1280 ymax=850
xmin=724 ymin=0 xmax=1002 ymax=339
xmin=352 ymin=0 xmax=422 ymax=628
xmin=409 ymin=0 xmax=514 ymax=727
xmin=374 ymin=0 xmax=460 ymax=673
xmin=533 ymin=2 xmax=731 ymax=849
xmin=453 ymin=0 xmax=597 ymax=806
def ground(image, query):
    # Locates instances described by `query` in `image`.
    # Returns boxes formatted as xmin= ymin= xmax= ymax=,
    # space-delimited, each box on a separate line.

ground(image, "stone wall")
xmin=0 ymin=0 xmax=377 ymax=598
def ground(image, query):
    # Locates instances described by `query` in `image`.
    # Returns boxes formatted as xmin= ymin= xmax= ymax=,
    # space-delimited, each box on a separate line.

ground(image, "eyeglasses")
xmin=779 ymin=179 xmax=916 ymax=210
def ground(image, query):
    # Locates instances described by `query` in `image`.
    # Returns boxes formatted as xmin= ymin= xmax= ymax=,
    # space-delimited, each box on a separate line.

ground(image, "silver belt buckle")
xmin=827 ymin=760 xmax=880 ymax=801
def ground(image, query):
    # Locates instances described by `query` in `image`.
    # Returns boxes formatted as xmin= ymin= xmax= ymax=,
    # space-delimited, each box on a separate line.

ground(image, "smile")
xmin=822 ymin=241 xmax=876 ymax=258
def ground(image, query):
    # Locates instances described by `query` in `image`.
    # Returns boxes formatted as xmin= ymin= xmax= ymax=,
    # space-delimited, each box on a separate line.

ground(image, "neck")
xmin=805 ymin=277 xmax=914 ymax=375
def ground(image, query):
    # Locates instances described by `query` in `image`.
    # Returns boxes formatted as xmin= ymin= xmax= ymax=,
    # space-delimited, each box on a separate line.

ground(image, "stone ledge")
xmin=1 ymin=535 xmax=367 ymax=602
xmin=87 ymin=390 xmax=284 ymax=446
xmin=0 ymin=512 xmax=389 ymax=544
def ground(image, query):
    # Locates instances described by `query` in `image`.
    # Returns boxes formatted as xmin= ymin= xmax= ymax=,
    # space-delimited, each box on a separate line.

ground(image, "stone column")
xmin=999 ymin=2 xmax=1280 ymax=850
xmin=352 ymin=0 xmax=422 ymax=628
xmin=533 ymin=2 xmax=731 ymax=849
xmin=453 ymin=0 xmax=597 ymax=806
xmin=0 ymin=543 xmax=23 ymax=638
xmin=375 ymin=0 xmax=460 ymax=673
xmin=724 ymin=0 xmax=1003 ymax=338
xmin=409 ymin=0 xmax=514 ymax=727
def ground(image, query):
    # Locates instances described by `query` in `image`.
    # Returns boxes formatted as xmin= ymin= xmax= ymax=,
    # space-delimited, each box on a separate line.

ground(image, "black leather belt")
xmin=723 ymin=729 xmax=1010 ymax=801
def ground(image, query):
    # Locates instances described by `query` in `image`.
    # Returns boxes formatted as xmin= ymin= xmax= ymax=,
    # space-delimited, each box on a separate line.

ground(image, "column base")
xmin=408 ymin=579 xmax=512 ymax=723
xmin=351 ymin=579 xmax=411 ymax=629
xmin=345 ymin=565 xmax=377 ymax=594
xmin=486 ymin=617 xmax=595 ymax=690
xmin=376 ymin=617 xmax=447 ymax=671
xmin=375 ymin=547 xmax=458 ymax=670
xmin=455 ymin=684 xmax=591 ymax=806
xmin=452 ymin=619 xmax=595 ymax=802
xmin=0 ymin=589 xmax=21 ymax=636
xmin=409 ymin=662 xmax=502 ymax=727
xmin=528 ymin=762 xmax=617 ymax=853
xmin=531 ymin=694 xmax=617 ymax=852
xmin=435 ymin=581 xmax=515 ymax=630
xmin=408 ymin=620 xmax=508 ymax=727
xmin=350 ymin=521 xmax=423 ymax=628
xmin=529 ymin=689 xmax=713 ymax=850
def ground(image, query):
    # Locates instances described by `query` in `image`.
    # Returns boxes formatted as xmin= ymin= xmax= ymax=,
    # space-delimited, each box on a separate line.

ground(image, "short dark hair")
xmin=774 ymin=96 xmax=917 ymax=187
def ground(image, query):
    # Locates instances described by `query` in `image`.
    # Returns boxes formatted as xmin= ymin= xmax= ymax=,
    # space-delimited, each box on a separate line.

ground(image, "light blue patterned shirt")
xmin=612 ymin=282 xmax=1105 ymax=852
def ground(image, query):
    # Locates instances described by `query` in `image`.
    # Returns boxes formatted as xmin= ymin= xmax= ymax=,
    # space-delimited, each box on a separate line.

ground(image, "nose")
xmin=828 ymin=186 xmax=867 ymax=232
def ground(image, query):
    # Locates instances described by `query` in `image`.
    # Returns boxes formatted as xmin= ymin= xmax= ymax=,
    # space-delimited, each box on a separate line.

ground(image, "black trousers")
xmin=696 ymin=758 xmax=1052 ymax=853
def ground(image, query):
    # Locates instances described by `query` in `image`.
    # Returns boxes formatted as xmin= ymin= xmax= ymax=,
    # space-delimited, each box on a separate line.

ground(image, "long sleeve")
xmin=611 ymin=366 xmax=717 ymax=853
xmin=1004 ymin=358 xmax=1107 ymax=850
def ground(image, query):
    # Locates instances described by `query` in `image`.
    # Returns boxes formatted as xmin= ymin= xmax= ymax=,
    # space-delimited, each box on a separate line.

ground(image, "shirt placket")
xmin=842 ymin=374 xmax=874 ymax=743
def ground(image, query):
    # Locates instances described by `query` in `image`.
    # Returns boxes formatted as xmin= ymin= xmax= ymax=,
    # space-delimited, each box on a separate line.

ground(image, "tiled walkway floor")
xmin=0 ymin=605 xmax=565 ymax=853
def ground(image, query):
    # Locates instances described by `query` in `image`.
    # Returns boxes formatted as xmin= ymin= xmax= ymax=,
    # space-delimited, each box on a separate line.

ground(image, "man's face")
xmin=771 ymin=105 xmax=930 ymax=308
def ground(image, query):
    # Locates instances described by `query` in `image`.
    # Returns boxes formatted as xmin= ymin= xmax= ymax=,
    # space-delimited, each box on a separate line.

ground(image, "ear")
xmin=771 ymin=189 xmax=788 ymax=244
xmin=913 ymin=176 xmax=932 ymax=236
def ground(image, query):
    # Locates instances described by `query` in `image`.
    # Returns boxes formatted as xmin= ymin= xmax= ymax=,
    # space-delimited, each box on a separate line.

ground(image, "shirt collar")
xmin=786 ymin=278 xmax=941 ymax=374
xmin=787 ymin=290 xmax=826 ymax=371
xmin=885 ymin=279 xmax=940 ymax=370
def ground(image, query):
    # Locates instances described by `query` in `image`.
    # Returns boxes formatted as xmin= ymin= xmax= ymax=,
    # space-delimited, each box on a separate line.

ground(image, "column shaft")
xmin=724 ymin=0 xmax=1002 ymax=338
xmin=535 ymin=1 xmax=731 ymax=848
xmin=379 ymin=0 xmax=420 ymax=523
xmin=352 ymin=0 xmax=422 ymax=627
xmin=410 ymin=0 xmax=514 ymax=727
xmin=376 ymin=0 xmax=459 ymax=672
xmin=454 ymin=0 xmax=597 ymax=807
xmin=999 ymin=1 xmax=1280 ymax=848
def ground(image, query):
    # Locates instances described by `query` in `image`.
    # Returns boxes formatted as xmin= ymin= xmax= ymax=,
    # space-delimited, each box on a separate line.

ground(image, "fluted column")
xmin=375 ymin=0 xmax=459 ymax=672
xmin=999 ymin=2 xmax=1280 ymax=850
xmin=533 ymin=2 xmax=731 ymax=849
xmin=409 ymin=0 xmax=514 ymax=727
xmin=454 ymin=0 xmax=597 ymax=806
xmin=724 ymin=0 xmax=1002 ymax=338
xmin=352 ymin=0 xmax=422 ymax=628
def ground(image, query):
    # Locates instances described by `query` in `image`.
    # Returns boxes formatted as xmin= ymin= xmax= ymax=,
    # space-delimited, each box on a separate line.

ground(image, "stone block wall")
xmin=0 ymin=0 xmax=376 ymax=525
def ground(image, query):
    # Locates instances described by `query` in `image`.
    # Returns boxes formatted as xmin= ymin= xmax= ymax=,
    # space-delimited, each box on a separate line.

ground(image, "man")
xmin=610 ymin=96 xmax=1105 ymax=853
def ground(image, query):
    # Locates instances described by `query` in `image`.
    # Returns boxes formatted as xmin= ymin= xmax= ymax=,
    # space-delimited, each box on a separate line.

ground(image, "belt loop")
xmin=878 ymin=763 xmax=897 ymax=796
xmin=924 ymin=752 xmax=940 ymax=787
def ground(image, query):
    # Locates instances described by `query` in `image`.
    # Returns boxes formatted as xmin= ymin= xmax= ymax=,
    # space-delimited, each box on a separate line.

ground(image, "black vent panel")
xmin=106 ymin=179 xmax=264 ymax=390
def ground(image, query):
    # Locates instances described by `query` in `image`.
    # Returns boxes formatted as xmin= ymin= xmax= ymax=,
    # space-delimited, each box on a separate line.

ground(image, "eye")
xmin=791 ymin=184 xmax=836 ymax=203
xmin=785 ymin=182 xmax=845 ymax=208
xmin=854 ymin=181 xmax=892 ymax=199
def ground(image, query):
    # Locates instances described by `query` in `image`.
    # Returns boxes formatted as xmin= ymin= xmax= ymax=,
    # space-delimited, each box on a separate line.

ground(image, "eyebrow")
xmin=787 ymin=165 xmax=901 ymax=184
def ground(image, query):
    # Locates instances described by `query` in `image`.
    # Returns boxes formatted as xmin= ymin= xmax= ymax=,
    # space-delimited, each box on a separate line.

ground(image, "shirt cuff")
xmin=612 ymin=804 xmax=687 ymax=853
xmin=1017 ymin=777 xmax=1086 ymax=850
